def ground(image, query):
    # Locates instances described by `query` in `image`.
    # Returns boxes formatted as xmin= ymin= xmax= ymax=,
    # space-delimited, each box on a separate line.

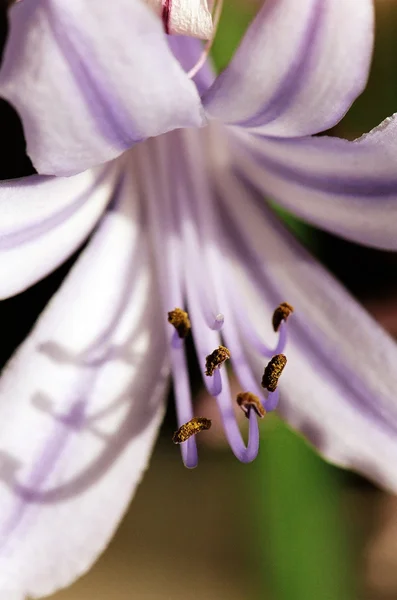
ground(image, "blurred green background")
xmin=47 ymin=1 xmax=397 ymax=599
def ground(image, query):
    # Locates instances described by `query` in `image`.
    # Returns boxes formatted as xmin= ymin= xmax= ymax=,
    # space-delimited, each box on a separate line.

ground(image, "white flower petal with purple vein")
xmin=218 ymin=172 xmax=397 ymax=492
xmin=0 ymin=168 xmax=168 ymax=598
xmin=0 ymin=163 xmax=120 ymax=299
xmin=0 ymin=0 xmax=205 ymax=176
xmin=204 ymin=0 xmax=373 ymax=137
xmin=231 ymin=115 xmax=397 ymax=250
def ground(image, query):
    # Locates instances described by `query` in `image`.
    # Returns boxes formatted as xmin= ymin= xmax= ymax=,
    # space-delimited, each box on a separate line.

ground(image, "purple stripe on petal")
xmin=0 ymin=167 xmax=114 ymax=251
xmin=237 ymin=136 xmax=397 ymax=198
xmin=204 ymin=0 xmax=373 ymax=137
xmin=0 ymin=399 xmax=88 ymax=542
xmin=235 ymin=0 xmax=325 ymax=129
xmin=44 ymin=5 xmax=142 ymax=149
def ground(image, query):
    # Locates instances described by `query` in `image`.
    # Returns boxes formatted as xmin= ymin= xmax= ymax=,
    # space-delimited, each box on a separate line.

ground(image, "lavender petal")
xmin=232 ymin=116 xmax=397 ymax=250
xmin=0 ymin=0 xmax=204 ymax=176
xmin=0 ymin=164 xmax=119 ymax=299
xmin=0 ymin=167 xmax=168 ymax=597
xmin=204 ymin=0 xmax=373 ymax=137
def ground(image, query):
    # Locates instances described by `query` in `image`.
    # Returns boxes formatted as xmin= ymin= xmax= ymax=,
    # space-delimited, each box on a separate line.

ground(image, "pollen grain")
xmin=272 ymin=302 xmax=294 ymax=332
xmin=172 ymin=417 xmax=212 ymax=444
xmin=205 ymin=345 xmax=231 ymax=376
xmin=262 ymin=354 xmax=287 ymax=392
xmin=168 ymin=308 xmax=191 ymax=339
xmin=237 ymin=392 xmax=266 ymax=419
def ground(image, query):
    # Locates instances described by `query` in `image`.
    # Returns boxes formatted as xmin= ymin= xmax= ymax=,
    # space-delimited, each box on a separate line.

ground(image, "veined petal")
xmin=0 ymin=168 xmax=168 ymax=598
xmin=232 ymin=117 xmax=397 ymax=250
xmin=0 ymin=163 xmax=120 ymax=299
xmin=204 ymin=0 xmax=373 ymax=136
xmin=218 ymin=172 xmax=397 ymax=492
xmin=0 ymin=0 xmax=204 ymax=176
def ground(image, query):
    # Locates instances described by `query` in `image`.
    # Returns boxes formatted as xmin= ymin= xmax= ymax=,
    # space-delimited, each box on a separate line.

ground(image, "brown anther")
xmin=261 ymin=354 xmax=287 ymax=392
xmin=172 ymin=417 xmax=212 ymax=444
xmin=237 ymin=392 xmax=266 ymax=419
xmin=168 ymin=308 xmax=191 ymax=339
xmin=272 ymin=302 xmax=294 ymax=332
xmin=205 ymin=345 xmax=231 ymax=376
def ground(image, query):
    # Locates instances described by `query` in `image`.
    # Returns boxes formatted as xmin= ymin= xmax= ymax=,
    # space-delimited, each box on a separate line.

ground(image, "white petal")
xmin=232 ymin=118 xmax=397 ymax=250
xmin=0 ymin=168 xmax=168 ymax=597
xmin=204 ymin=0 xmax=373 ymax=136
xmin=0 ymin=0 xmax=204 ymax=175
xmin=218 ymin=171 xmax=397 ymax=492
xmin=0 ymin=163 xmax=119 ymax=299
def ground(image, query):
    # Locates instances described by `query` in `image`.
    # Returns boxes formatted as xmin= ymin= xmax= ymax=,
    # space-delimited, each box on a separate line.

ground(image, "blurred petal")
xmin=0 ymin=163 xmax=120 ymax=299
xmin=0 ymin=0 xmax=204 ymax=176
xmin=218 ymin=172 xmax=397 ymax=492
xmin=167 ymin=36 xmax=215 ymax=95
xmin=0 ymin=169 xmax=168 ymax=597
xmin=204 ymin=0 xmax=373 ymax=136
xmin=232 ymin=116 xmax=397 ymax=250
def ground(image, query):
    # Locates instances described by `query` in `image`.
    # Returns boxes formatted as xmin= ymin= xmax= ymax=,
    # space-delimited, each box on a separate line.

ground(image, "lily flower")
xmin=0 ymin=0 xmax=397 ymax=596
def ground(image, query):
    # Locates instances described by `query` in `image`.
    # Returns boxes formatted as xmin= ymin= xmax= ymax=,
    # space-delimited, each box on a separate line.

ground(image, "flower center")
xmin=144 ymin=0 xmax=224 ymax=79
xmin=168 ymin=302 xmax=293 ymax=465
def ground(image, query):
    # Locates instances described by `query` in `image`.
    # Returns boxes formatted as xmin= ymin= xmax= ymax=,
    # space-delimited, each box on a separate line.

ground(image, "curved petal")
xmin=204 ymin=0 xmax=373 ymax=136
xmin=218 ymin=170 xmax=397 ymax=493
xmin=0 ymin=0 xmax=204 ymax=176
xmin=167 ymin=36 xmax=215 ymax=95
xmin=231 ymin=116 xmax=397 ymax=250
xmin=0 ymin=163 xmax=120 ymax=299
xmin=0 ymin=168 xmax=168 ymax=597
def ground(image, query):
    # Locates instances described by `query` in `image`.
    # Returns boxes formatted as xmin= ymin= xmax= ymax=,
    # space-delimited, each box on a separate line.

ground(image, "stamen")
xmin=212 ymin=313 xmax=225 ymax=331
xmin=272 ymin=302 xmax=294 ymax=332
xmin=187 ymin=0 xmax=223 ymax=79
xmin=172 ymin=417 xmax=212 ymax=444
xmin=237 ymin=392 xmax=266 ymax=419
xmin=264 ymin=389 xmax=280 ymax=412
xmin=261 ymin=354 xmax=287 ymax=392
xmin=168 ymin=307 xmax=191 ymax=339
xmin=205 ymin=345 xmax=231 ymax=376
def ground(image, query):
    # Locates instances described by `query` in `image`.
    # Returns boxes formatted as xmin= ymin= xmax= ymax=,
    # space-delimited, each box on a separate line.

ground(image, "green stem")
xmin=255 ymin=416 xmax=353 ymax=600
